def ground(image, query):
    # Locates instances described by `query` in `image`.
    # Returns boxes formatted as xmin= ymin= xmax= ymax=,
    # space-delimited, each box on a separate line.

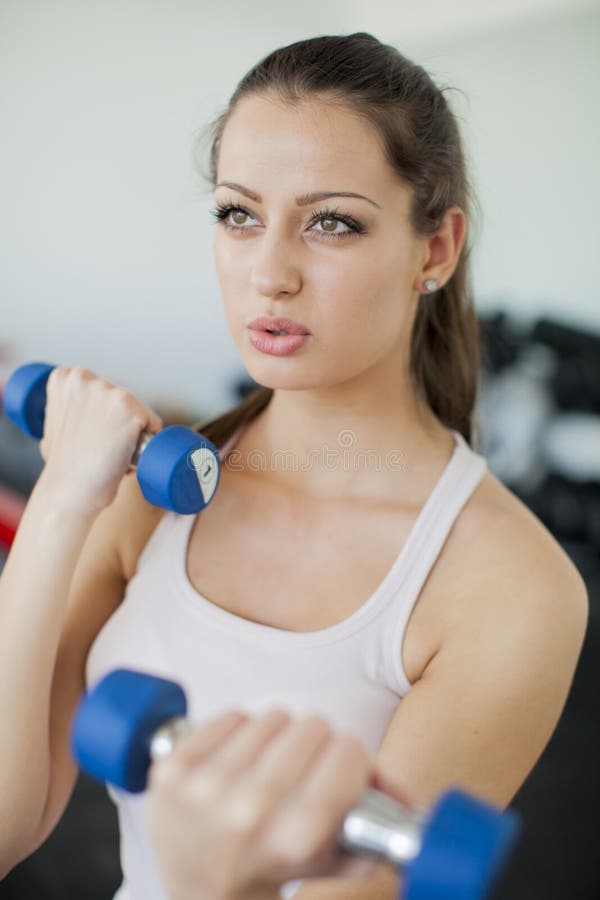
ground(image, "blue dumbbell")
xmin=2 ymin=362 xmax=221 ymax=514
xmin=72 ymin=668 xmax=521 ymax=900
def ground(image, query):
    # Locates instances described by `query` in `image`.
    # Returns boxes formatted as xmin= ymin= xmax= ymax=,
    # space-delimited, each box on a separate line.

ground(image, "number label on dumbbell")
xmin=189 ymin=446 xmax=219 ymax=504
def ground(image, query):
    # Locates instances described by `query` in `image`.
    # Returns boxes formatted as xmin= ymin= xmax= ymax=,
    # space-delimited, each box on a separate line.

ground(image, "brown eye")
xmin=210 ymin=202 xmax=365 ymax=242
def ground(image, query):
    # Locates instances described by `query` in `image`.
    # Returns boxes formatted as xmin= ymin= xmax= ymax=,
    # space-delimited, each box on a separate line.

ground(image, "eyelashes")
xmin=209 ymin=200 xmax=367 ymax=242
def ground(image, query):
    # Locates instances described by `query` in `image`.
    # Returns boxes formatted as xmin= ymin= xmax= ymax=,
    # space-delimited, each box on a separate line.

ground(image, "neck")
xmin=235 ymin=371 xmax=454 ymax=503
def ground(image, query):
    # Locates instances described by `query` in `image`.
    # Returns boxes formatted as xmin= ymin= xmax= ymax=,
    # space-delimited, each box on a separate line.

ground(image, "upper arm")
xmin=293 ymin=528 xmax=589 ymax=898
xmin=376 ymin=525 xmax=589 ymax=813
xmin=289 ymin=515 xmax=589 ymax=900
xmin=25 ymin=474 xmax=158 ymax=856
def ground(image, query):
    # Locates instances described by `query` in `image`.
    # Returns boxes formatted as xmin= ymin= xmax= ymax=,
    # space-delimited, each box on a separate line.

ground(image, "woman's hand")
xmin=146 ymin=708 xmax=386 ymax=900
xmin=37 ymin=365 xmax=163 ymax=515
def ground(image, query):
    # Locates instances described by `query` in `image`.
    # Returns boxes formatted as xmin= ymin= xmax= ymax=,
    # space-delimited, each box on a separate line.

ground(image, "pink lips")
xmin=247 ymin=316 xmax=311 ymax=335
xmin=247 ymin=330 xmax=310 ymax=356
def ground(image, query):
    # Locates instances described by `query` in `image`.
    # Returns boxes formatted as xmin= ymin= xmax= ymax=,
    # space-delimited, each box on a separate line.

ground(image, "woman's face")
xmin=213 ymin=94 xmax=427 ymax=391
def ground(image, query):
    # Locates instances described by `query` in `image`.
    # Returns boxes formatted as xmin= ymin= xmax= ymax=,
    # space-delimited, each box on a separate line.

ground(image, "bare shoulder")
xmin=463 ymin=468 xmax=585 ymax=573
xmin=377 ymin=467 xmax=589 ymax=813
xmin=112 ymin=472 xmax=167 ymax=582
xmin=440 ymin=467 xmax=589 ymax=634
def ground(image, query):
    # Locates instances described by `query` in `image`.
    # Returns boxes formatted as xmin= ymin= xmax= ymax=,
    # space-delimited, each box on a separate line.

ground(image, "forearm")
xmin=164 ymin=859 xmax=398 ymax=900
xmin=293 ymin=864 xmax=400 ymax=900
xmin=168 ymin=886 xmax=280 ymax=900
xmin=0 ymin=472 xmax=98 ymax=864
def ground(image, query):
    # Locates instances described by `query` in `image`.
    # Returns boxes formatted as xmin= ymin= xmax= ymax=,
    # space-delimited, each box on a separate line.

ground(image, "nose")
xmin=249 ymin=232 xmax=302 ymax=298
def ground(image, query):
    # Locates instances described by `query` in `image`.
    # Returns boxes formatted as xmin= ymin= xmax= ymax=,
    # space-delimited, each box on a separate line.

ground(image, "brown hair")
xmin=191 ymin=32 xmax=483 ymax=452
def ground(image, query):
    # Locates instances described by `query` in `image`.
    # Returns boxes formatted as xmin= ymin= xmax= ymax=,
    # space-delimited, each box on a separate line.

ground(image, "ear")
xmin=415 ymin=205 xmax=467 ymax=292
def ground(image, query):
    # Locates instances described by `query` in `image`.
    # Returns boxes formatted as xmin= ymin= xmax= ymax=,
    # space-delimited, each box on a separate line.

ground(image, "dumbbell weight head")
xmin=2 ymin=362 xmax=52 ymax=439
xmin=72 ymin=669 xmax=521 ymax=900
xmin=2 ymin=362 xmax=221 ymax=514
xmin=71 ymin=668 xmax=187 ymax=792
xmin=402 ymin=791 xmax=518 ymax=900
xmin=136 ymin=424 xmax=221 ymax=514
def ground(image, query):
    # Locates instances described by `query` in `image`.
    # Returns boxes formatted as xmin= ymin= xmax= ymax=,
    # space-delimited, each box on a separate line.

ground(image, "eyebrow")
xmin=215 ymin=181 xmax=382 ymax=209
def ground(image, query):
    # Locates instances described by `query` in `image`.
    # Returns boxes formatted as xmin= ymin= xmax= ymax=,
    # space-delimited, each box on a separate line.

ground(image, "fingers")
xmin=216 ymin=714 xmax=333 ymax=834
xmin=263 ymin=733 xmax=374 ymax=870
xmin=288 ymin=732 xmax=373 ymax=821
xmin=179 ymin=710 xmax=294 ymax=817
xmin=247 ymin=713 xmax=333 ymax=790
xmin=148 ymin=709 xmax=250 ymax=792
xmin=149 ymin=707 xmax=377 ymax=884
xmin=150 ymin=708 xmax=298 ymax=798
xmin=144 ymin=407 xmax=164 ymax=435
xmin=369 ymin=768 xmax=413 ymax=808
xmin=210 ymin=709 xmax=292 ymax=775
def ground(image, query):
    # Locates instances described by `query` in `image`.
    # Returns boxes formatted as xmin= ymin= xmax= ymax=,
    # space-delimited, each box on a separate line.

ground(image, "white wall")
xmin=415 ymin=6 xmax=600 ymax=333
xmin=1 ymin=0 xmax=598 ymax=419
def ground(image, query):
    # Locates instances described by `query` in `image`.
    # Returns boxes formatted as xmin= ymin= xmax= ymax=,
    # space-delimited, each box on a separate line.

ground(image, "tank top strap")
xmin=382 ymin=429 xmax=488 ymax=694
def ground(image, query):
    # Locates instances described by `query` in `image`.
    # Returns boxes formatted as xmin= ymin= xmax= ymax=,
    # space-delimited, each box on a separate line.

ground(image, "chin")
xmin=241 ymin=359 xmax=319 ymax=392
xmin=246 ymin=371 xmax=317 ymax=391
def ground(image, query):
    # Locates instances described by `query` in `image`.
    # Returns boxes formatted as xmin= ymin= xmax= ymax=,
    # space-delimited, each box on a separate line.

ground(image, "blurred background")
xmin=1 ymin=0 xmax=599 ymax=897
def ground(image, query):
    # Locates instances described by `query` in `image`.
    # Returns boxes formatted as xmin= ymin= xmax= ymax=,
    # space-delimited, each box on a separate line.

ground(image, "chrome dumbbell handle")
xmin=128 ymin=431 xmax=153 ymax=469
xmin=149 ymin=717 xmax=427 ymax=869
xmin=150 ymin=716 xmax=191 ymax=759
xmin=338 ymin=786 xmax=427 ymax=867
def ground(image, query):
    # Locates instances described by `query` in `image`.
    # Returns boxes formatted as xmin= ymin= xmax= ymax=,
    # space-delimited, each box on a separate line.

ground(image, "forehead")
xmin=217 ymin=94 xmax=404 ymax=201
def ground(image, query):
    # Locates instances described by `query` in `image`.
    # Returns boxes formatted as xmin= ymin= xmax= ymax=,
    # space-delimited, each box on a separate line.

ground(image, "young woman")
xmin=0 ymin=31 xmax=588 ymax=900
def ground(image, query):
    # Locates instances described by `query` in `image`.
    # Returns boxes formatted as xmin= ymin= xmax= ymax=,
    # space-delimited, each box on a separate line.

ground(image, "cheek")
xmin=351 ymin=246 xmax=416 ymax=340
xmin=317 ymin=264 xmax=388 ymax=337
xmin=214 ymin=231 xmax=253 ymax=287
xmin=331 ymin=287 xmax=409 ymax=365
xmin=312 ymin=254 xmax=371 ymax=313
xmin=214 ymin=236 xmax=239 ymax=284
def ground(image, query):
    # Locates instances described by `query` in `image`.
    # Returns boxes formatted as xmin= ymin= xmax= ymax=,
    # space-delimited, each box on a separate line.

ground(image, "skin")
xmin=213 ymin=92 xmax=468 ymax=503
xmin=147 ymin=93 xmax=471 ymax=899
xmin=147 ymin=709 xmax=395 ymax=900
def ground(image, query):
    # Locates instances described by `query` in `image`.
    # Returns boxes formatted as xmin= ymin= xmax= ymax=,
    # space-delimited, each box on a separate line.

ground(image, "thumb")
xmin=334 ymin=854 xmax=381 ymax=881
xmin=370 ymin=769 xmax=413 ymax=808
xmin=148 ymin=412 xmax=164 ymax=435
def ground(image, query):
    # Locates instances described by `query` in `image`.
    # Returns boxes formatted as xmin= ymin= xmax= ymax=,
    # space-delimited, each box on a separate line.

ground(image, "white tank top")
xmin=85 ymin=423 xmax=488 ymax=900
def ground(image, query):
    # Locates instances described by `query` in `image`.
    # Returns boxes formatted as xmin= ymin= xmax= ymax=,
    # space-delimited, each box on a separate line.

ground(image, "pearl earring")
xmin=423 ymin=278 xmax=438 ymax=293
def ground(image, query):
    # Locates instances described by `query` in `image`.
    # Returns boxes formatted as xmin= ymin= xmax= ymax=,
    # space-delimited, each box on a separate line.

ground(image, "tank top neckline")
xmin=171 ymin=425 xmax=475 ymax=646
